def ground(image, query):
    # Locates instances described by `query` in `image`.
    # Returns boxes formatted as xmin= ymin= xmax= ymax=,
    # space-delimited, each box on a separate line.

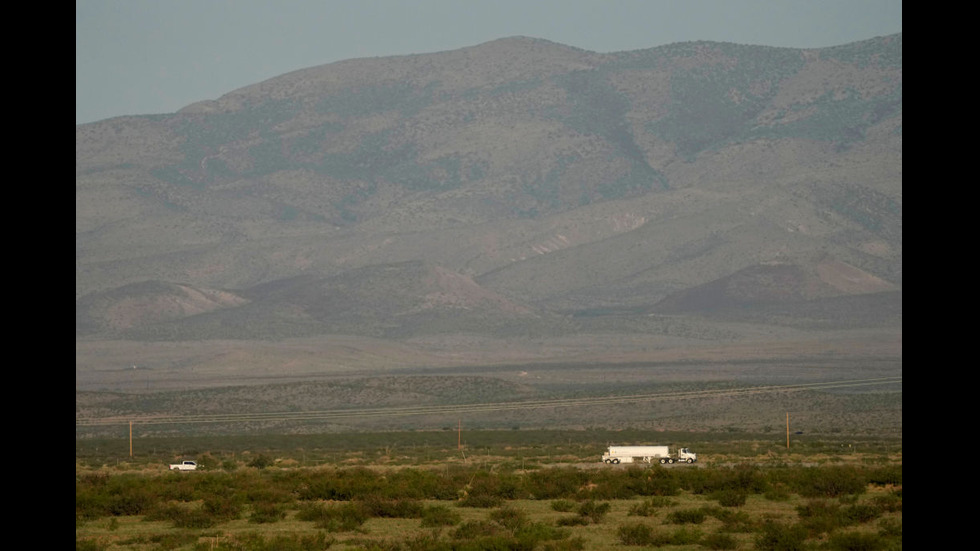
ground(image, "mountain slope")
xmin=75 ymin=281 xmax=248 ymax=335
xmin=76 ymin=34 xmax=901 ymax=347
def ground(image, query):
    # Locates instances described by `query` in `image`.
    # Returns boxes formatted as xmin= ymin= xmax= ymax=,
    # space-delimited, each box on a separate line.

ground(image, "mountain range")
xmin=76 ymin=34 xmax=901 ymax=388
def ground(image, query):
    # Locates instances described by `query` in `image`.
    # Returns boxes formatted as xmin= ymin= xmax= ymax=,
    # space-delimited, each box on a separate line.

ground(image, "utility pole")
xmin=786 ymin=412 xmax=790 ymax=449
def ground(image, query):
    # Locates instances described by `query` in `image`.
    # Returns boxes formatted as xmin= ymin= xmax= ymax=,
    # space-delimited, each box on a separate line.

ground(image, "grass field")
xmin=76 ymin=430 xmax=901 ymax=550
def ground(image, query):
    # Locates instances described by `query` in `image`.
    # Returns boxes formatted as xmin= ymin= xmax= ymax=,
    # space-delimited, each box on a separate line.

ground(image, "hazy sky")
xmin=76 ymin=0 xmax=902 ymax=125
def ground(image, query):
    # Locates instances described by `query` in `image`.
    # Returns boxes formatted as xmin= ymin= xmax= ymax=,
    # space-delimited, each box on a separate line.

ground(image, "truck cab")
xmin=677 ymin=448 xmax=697 ymax=463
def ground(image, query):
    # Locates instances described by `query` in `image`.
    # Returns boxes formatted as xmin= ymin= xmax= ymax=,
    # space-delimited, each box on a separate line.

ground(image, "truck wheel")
xmin=613 ymin=458 xmax=620 ymax=464
xmin=659 ymin=458 xmax=666 ymax=464
xmin=687 ymin=458 xmax=694 ymax=464
xmin=668 ymin=458 xmax=675 ymax=464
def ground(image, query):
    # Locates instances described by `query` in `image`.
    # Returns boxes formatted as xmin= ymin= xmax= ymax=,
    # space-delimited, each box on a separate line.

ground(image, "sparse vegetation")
xmin=76 ymin=368 xmax=903 ymax=441
xmin=76 ymin=432 xmax=901 ymax=550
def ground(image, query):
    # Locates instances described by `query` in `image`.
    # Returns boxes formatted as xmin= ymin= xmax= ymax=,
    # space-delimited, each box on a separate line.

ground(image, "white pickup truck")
xmin=169 ymin=460 xmax=198 ymax=471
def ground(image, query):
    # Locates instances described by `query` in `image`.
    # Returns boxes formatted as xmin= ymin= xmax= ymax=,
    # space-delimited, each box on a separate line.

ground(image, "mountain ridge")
xmin=76 ymin=34 xmax=901 ymax=371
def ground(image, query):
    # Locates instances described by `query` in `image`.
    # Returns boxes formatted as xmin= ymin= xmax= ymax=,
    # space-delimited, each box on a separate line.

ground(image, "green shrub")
xmin=628 ymin=498 xmax=664 ymax=517
xmin=667 ymin=508 xmax=707 ymax=524
xmin=197 ymin=532 xmax=335 ymax=551
xmin=249 ymin=503 xmax=286 ymax=524
xmin=633 ymin=465 xmax=681 ymax=496
xmin=867 ymin=465 xmax=902 ymax=486
xmin=755 ymin=521 xmax=808 ymax=551
xmin=722 ymin=464 xmax=768 ymax=493
xmin=796 ymin=498 xmax=882 ymax=536
xmin=793 ymin=466 xmax=867 ymax=498
xmin=124 ymin=534 xmax=199 ymax=549
xmin=617 ymin=522 xmax=672 ymax=547
xmin=796 ymin=499 xmax=842 ymax=535
xmin=617 ymin=522 xmax=654 ymax=546
xmin=513 ymin=521 xmax=570 ymax=548
xmin=172 ymin=508 xmax=217 ymax=529
xmin=386 ymin=467 xmax=459 ymax=500
xmin=702 ymin=532 xmax=739 ymax=550
xmin=713 ymin=489 xmax=747 ymax=507
xmin=143 ymin=503 xmax=178 ymax=523
xmin=75 ymin=489 xmax=109 ymax=521
xmin=457 ymin=492 xmax=504 ymax=508
xmin=348 ymin=538 xmax=404 ymax=551
xmin=669 ymin=526 xmax=703 ymax=545
xmin=418 ymin=504 xmax=460 ymax=528
xmin=540 ymin=536 xmax=585 ymax=551
xmin=489 ymin=506 xmax=528 ymax=530
xmin=463 ymin=470 xmax=521 ymax=502
xmin=878 ymin=518 xmax=902 ymax=539
xmin=356 ymin=496 xmax=424 ymax=518
xmin=524 ymin=467 xmax=589 ymax=499
xmin=826 ymin=531 xmax=887 ymax=551
xmin=105 ymin=494 xmax=146 ymax=517
xmin=838 ymin=503 xmax=882 ymax=525
xmin=76 ymin=474 xmax=162 ymax=520
xmin=872 ymin=491 xmax=902 ymax=513
xmin=576 ymin=500 xmax=611 ymax=523
xmin=75 ymin=538 xmax=105 ymax=551
xmin=703 ymin=506 xmax=755 ymax=532
xmin=556 ymin=515 xmax=589 ymax=526
xmin=550 ymin=499 xmax=575 ymax=512
xmin=295 ymin=467 xmax=386 ymax=501
xmin=295 ymin=502 xmax=368 ymax=532
xmin=681 ymin=463 xmax=766 ymax=495
xmin=451 ymin=519 xmax=507 ymax=541
xmin=144 ymin=502 xmax=223 ymax=529
xmin=763 ymin=483 xmax=793 ymax=502
xmin=398 ymin=531 xmax=452 ymax=551
xmin=247 ymin=454 xmax=274 ymax=469
xmin=203 ymin=495 xmax=243 ymax=521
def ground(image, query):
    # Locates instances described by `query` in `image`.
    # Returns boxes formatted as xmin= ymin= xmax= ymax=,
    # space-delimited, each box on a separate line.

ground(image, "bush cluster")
xmin=419 ymin=504 xmax=461 ymax=527
xmin=755 ymin=521 xmax=809 ymax=551
xmin=617 ymin=522 xmax=701 ymax=547
xmin=76 ymin=461 xmax=902 ymax=550
xmin=77 ymin=462 xmax=902 ymax=522
xmin=795 ymin=499 xmax=884 ymax=536
xmin=449 ymin=507 xmax=574 ymax=550
xmin=295 ymin=501 xmax=369 ymax=532
xmin=628 ymin=496 xmax=674 ymax=517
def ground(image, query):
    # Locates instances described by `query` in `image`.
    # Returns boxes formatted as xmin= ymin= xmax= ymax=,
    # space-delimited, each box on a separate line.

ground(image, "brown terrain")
xmin=76 ymin=34 xmax=901 ymax=436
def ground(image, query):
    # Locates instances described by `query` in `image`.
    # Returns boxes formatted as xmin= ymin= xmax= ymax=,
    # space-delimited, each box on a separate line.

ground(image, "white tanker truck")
xmin=601 ymin=445 xmax=697 ymax=464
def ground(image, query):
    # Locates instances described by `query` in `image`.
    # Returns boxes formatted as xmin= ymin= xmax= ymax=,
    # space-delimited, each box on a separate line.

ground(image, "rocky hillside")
xmin=76 ymin=34 xmax=901 ymax=346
